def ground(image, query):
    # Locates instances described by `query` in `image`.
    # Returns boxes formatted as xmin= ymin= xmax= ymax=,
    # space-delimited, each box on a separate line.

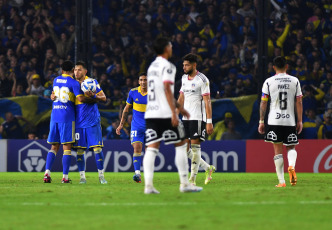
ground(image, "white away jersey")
xmin=179 ymin=71 xmax=210 ymax=121
xmin=262 ymin=73 xmax=302 ymax=126
xmin=145 ymin=56 xmax=177 ymax=119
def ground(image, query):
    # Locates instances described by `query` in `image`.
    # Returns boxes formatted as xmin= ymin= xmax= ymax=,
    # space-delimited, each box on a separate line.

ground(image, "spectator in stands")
xmin=302 ymin=84 xmax=325 ymax=114
xmin=26 ymin=73 xmax=45 ymax=96
xmin=0 ymin=112 xmax=27 ymax=139
xmin=0 ymin=66 xmax=13 ymax=98
xmin=318 ymin=111 xmax=332 ymax=139
xmin=320 ymin=71 xmax=332 ymax=93
xmin=208 ymin=112 xmax=233 ymax=141
xmin=302 ymin=108 xmax=319 ymax=139
xmin=105 ymin=119 xmax=128 ymax=140
xmin=221 ymin=119 xmax=242 ymax=140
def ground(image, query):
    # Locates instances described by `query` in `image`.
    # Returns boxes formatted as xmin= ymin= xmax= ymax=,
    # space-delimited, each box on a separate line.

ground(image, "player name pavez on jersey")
xmin=180 ymin=71 xmax=210 ymax=121
xmin=262 ymin=73 xmax=302 ymax=126
xmin=145 ymin=56 xmax=177 ymax=119
xmin=51 ymin=74 xmax=82 ymax=123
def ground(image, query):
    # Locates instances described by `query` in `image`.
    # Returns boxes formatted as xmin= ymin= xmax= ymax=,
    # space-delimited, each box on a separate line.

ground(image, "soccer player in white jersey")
xmin=258 ymin=56 xmax=303 ymax=187
xmin=144 ymin=37 xmax=203 ymax=194
xmin=177 ymin=53 xmax=216 ymax=185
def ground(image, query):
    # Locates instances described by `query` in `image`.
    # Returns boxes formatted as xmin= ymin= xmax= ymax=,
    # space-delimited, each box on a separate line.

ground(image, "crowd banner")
xmin=246 ymin=140 xmax=332 ymax=173
xmin=6 ymin=140 xmax=246 ymax=173
xmin=0 ymin=95 xmax=260 ymax=139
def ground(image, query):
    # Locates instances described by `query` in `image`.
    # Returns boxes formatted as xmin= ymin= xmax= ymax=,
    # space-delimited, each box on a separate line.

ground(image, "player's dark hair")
xmin=61 ymin=60 xmax=74 ymax=71
xmin=182 ymin=53 xmax=198 ymax=64
xmin=153 ymin=37 xmax=170 ymax=55
xmin=75 ymin=61 xmax=87 ymax=69
xmin=139 ymin=72 xmax=147 ymax=77
xmin=273 ymin=56 xmax=287 ymax=69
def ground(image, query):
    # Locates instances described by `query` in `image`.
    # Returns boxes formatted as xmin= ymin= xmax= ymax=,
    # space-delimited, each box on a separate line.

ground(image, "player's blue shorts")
xmin=47 ymin=121 xmax=75 ymax=144
xmin=131 ymin=126 xmax=145 ymax=145
xmin=73 ymin=124 xmax=103 ymax=149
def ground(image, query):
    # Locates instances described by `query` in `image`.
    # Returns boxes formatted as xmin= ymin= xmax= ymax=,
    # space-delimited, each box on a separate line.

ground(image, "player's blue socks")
xmin=76 ymin=150 xmax=85 ymax=172
xmin=62 ymin=150 xmax=72 ymax=175
xmin=133 ymin=155 xmax=142 ymax=172
xmin=45 ymin=150 xmax=56 ymax=170
xmin=94 ymin=148 xmax=104 ymax=170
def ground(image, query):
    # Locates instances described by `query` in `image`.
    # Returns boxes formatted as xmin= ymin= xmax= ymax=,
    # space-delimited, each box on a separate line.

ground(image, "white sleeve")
xmin=179 ymin=76 xmax=184 ymax=93
xmin=162 ymin=63 xmax=176 ymax=84
xmin=261 ymin=79 xmax=269 ymax=95
xmin=201 ymin=78 xmax=210 ymax=96
xmin=295 ymin=80 xmax=302 ymax=97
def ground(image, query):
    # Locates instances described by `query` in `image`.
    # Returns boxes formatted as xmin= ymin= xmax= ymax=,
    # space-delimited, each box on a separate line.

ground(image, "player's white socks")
xmin=190 ymin=144 xmax=201 ymax=181
xmin=63 ymin=174 xmax=68 ymax=180
xmin=143 ymin=147 xmax=158 ymax=189
xmin=98 ymin=169 xmax=104 ymax=177
xmin=287 ymin=149 xmax=297 ymax=168
xmin=187 ymin=148 xmax=209 ymax=171
xmin=274 ymin=154 xmax=285 ymax=184
xmin=45 ymin=169 xmax=51 ymax=176
xmin=175 ymin=144 xmax=189 ymax=186
xmin=79 ymin=171 xmax=86 ymax=179
xmin=135 ymin=170 xmax=141 ymax=175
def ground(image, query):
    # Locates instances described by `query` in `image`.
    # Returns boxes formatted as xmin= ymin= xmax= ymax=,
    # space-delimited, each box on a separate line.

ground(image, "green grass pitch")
xmin=0 ymin=172 xmax=331 ymax=230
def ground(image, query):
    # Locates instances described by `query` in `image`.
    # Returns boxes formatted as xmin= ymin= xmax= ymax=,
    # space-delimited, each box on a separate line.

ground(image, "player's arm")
xmin=116 ymin=103 xmax=132 ymax=135
xmin=258 ymin=93 xmax=269 ymax=134
xmin=203 ymin=94 xmax=214 ymax=135
xmin=84 ymin=90 xmax=107 ymax=102
xmin=295 ymin=96 xmax=303 ymax=134
xmin=165 ymin=82 xmax=180 ymax=127
xmin=177 ymin=92 xmax=184 ymax=107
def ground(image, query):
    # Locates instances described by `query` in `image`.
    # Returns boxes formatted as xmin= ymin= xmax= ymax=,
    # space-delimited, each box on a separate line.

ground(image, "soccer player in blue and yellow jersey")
xmin=72 ymin=61 xmax=108 ymax=184
xmin=116 ymin=73 xmax=147 ymax=183
xmin=44 ymin=60 xmax=86 ymax=183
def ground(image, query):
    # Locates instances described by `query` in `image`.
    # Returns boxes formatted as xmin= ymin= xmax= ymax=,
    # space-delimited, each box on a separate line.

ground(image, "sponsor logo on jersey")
xmin=192 ymin=83 xmax=195 ymax=88
xmin=53 ymin=105 xmax=67 ymax=109
xmin=275 ymin=113 xmax=290 ymax=119
xmin=135 ymin=98 xmax=139 ymax=101
xmin=146 ymin=105 xmax=159 ymax=111
xmin=167 ymin=69 xmax=172 ymax=74
xmin=56 ymin=79 xmax=67 ymax=83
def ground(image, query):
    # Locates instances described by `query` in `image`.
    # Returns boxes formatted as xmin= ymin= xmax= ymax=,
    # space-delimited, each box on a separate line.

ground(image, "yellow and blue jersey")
xmin=126 ymin=86 xmax=147 ymax=130
xmin=75 ymin=76 xmax=102 ymax=128
xmin=51 ymin=74 xmax=82 ymax=123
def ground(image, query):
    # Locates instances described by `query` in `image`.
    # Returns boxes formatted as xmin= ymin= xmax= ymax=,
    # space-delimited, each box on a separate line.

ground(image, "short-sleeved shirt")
xmin=126 ymin=86 xmax=147 ymax=130
xmin=75 ymin=76 xmax=102 ymax=128
xmin=179 ymin=71 xmax=210 ymax=121
xmin=261 ymin=73 xmax=302 ymax=126
xmin=145 ymin=56 xmax=177 ymax=119
xmin=51 ymin=74 xmax=82 ymax=123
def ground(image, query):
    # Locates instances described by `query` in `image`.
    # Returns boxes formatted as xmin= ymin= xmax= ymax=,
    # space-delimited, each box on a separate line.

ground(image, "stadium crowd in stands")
xmin=1 ymin=0 xmax=332 ymax=139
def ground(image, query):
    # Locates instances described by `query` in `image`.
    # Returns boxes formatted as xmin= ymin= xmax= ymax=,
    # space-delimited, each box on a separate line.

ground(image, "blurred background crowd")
xmin=1 ymin=0 xmax=332 ymax=140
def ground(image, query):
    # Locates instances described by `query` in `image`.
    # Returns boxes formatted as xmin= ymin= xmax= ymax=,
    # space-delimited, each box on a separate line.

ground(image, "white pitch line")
xmin=232 ymin=200 xmax=332 ymax=205
xmin=15 ymin=202 xmax=197 ymax=207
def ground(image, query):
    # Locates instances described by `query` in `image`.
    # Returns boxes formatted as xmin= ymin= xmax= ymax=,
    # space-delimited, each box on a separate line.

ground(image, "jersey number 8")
xmin=279 ymin=92 xmax=287 ymax=110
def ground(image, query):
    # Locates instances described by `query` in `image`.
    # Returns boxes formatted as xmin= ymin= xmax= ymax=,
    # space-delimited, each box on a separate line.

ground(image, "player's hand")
xmin=116 ymin=124 xmax=123 ymax=135
xmin=206 ymin=123 xmax=213 ymax=135
xmin=171 ymin=113 xmax=179 ymax=127
xmin=258 ymin=123 xmax=265 ymax=134
xmin=296 ymin=121 xmax=303 ymax=134
xmin=85 ymin=90 xmax=95 ymax=98
xmin=50 ymin=91 xmax=56 ymax=101
xmin=178 ymin=107 xmax=190 ymax=119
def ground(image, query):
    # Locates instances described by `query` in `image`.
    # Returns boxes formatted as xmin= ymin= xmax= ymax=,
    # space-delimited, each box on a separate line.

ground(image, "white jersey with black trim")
xmin=145 ymin=56 xmax=177 ymax=119
xmin=262 ymin=73 xmax=302 ymax=126
xmin=179 ymin=71 xmax=210 ymax=121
